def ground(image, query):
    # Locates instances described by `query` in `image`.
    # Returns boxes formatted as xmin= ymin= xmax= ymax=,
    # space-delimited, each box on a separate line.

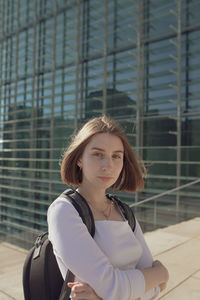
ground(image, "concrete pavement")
xmin=0 ymin=217 xmax=200 ymax=300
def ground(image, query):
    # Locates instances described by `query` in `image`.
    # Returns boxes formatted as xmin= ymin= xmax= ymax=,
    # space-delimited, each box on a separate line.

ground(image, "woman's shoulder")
xmin=47 ymin=192 xmax=77 ymax=219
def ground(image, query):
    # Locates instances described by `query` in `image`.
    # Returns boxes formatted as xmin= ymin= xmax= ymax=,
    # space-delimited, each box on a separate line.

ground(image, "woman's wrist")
xmin=153 ymin=260 xmax=169 ymax=284
xmin=140 ymin=260 xmax=169 ymax=292
xmin=159 ymin=282 xmax=167 ymax=292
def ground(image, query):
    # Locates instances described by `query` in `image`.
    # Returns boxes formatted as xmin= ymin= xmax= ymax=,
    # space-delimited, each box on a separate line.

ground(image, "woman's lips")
xmin=98 ymin=176 xmax=113 ymax=182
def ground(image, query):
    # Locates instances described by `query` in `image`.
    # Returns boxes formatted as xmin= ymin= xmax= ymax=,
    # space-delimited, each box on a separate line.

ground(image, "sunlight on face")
xmin=78 ymin=133 xmax=124 ymax=191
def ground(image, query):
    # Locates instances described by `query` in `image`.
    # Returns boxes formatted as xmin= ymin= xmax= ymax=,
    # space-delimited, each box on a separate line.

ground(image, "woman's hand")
xmin=159 ymin=282 xmax=167 ymax=292
xmin=68 ymin=282 xmax=102 ymax=300
xmin=140 ymin=259 xmax=169 ymax=293
xmin=152 ymin=260 xmax=169 ymax=284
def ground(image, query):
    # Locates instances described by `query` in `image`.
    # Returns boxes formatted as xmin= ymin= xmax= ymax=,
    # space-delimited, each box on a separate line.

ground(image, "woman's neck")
xmin=76 ymin=184 xmax=107 ymax=206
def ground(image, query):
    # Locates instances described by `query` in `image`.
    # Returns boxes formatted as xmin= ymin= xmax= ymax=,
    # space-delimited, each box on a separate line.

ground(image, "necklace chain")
xmin=87 ymin=199 xmax=114 ymax=220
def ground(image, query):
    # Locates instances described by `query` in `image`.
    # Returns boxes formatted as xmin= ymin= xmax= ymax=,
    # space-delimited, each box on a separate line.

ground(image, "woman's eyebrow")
xmin=91 ymin=147 xmax=105 ymax=152
xmin=91 ymin=147 xmax=124 ymax=153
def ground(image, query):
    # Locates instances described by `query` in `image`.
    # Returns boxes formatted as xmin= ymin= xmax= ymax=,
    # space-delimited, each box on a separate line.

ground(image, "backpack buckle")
xmin=35 ymin=236 xmax=42 ymax=247
xmin=33 ymin=234 xmax=45 ymax=260
xmin=33 ymin=245 xmax=42 ymax=260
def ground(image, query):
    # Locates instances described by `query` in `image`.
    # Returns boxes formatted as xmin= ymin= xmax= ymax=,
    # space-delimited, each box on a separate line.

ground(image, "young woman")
xmin=47 ymin=116 xmax=169 ymax=300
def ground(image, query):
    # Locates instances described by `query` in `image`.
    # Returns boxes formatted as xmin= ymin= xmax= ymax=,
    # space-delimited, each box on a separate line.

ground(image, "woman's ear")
xmin=77 ymin=159 xmax=82 ymax=169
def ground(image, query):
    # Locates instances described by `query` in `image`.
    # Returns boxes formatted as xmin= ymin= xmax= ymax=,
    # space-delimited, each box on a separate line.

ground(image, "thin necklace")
xmin=102 ymin=200 xmax=113 ymax=219
xmin=87 ymin=199 xmax=114 ymax=220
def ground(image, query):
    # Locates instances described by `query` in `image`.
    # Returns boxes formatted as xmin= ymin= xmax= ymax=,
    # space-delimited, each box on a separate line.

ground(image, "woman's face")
xmin=78 ymin=133 xmax=124 ymax=191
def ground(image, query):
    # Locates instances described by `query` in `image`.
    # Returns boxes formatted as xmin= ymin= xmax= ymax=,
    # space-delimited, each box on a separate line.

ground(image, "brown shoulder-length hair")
xmin=61 ymin=115 xmax=146 ymax=192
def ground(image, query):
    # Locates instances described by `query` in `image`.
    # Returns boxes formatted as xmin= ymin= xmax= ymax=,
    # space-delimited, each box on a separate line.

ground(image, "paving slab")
xmin=158 ymin=239 xmax=200 ymax=294
xmin=0 ymin=292 xmax=15 ymax=300
xmin=159 ymin=276 xmax=200 ymax=300
xmin=162 ymin=217 xmax=200 ymax=238
xmin=193 ymin=270 xmax=200 ymax=279
xmin=144 ymin=230 xmax=189 ymax=256
xmin=0 ymin=243 xmax=27 ymax=300
xmin=155 ymin=223 xmax=200 ymax=299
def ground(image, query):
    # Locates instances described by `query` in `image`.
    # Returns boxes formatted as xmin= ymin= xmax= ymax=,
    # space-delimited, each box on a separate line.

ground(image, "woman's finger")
xmin=72 ymin=284 xmax=86 ymax=294
xmin=67 ymin=281 xmax=80 ymax=287
xmin=68 ymin=282 xmax=89 ymax=294
xmin=68 ymin=282 xmax=84 ymax=296
xmin=68 ymin=282 xmax=100 ymax=299
xmin=72 ymin=291 xmax=90 ymax=299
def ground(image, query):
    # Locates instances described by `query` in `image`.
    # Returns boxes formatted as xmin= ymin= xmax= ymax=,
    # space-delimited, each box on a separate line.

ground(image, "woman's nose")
xmin=102 ymin=157 xmax=112 ymax=169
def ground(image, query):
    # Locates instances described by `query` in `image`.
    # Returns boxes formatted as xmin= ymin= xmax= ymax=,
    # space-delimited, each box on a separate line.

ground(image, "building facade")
xmin=0 ymin=0 xmax=200 ymax=249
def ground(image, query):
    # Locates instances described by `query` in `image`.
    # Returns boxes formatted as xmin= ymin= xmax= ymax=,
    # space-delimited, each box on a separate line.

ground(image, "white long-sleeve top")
xmin=47 ymin=195 xmax=160 ymax=300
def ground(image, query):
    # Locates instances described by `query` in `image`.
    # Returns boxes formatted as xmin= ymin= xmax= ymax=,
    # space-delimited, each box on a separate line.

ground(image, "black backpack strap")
xmin=58 ymin=270 xmax=74 ymax=300
xmin=107 ymin=194 xmax=136 ymax=232
xmin=58 ymin=189 xmax=95 ymax=300
xmin=63 ymin=189 xmax=95 ymax=237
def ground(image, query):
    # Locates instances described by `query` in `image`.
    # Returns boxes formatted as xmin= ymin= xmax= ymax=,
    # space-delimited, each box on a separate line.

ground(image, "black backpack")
xmin=23 ymin=189 xmax=136 ymax=300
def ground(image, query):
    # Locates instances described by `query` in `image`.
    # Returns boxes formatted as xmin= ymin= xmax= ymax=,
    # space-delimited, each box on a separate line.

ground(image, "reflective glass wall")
xmin=0 ymin=0 xmax=200 ymax=248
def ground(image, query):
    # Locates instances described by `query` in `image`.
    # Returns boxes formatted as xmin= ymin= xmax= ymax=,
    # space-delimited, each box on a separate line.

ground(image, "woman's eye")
xmin=113 ymin=154 xmax=121 ymax=159
xmin=92 ymin=152 xmax=121 ymax=159
xmin=93 ymin=152 xmax=103 ymax=158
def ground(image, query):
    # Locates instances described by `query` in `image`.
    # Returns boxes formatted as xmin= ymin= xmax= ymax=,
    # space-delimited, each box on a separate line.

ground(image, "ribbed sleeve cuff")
xmin=126 ymin=269 xmax=146 ymax=300
xmin=140 ymin=285 xmax=160 ymax=300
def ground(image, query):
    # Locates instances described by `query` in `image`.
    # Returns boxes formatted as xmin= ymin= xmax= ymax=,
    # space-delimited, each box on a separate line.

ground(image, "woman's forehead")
xmin=87 ymin=133 xmax=124 ymax=151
